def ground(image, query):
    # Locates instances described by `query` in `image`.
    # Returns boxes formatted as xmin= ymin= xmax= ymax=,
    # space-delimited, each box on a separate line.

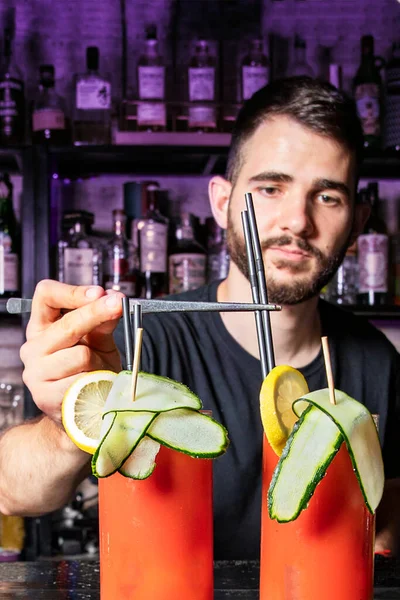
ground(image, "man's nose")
xmin=276 ymin=195 xmax=314 ymax=238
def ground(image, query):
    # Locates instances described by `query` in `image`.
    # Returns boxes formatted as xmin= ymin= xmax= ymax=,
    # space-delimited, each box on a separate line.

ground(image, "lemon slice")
xmin=62 ymin=370 xmax=117 ymax=454
xmin=259 ymin=365 xmax=309 ymax=456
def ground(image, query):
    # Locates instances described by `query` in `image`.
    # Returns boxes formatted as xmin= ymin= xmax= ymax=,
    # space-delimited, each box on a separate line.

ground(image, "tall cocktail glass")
xmin=260 ymin=435 xmax=375 ymax=599
xmin=98 ymin=444 xmax=213 ymax=600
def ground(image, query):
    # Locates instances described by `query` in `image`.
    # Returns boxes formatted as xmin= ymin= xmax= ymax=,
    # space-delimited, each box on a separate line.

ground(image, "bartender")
xmin=0 ymin=76 xmax=399 ymax=559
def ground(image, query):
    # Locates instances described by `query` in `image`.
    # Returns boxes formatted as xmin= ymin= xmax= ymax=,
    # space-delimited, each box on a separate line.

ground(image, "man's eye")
xmin=318 ymin=194 xmax=340 ymax=205
xmin=259 ymin=187 xmax=278 ymax=196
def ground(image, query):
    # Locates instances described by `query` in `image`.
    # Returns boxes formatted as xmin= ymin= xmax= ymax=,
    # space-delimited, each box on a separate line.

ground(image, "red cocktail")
xmin=260 ymin=435 xmax=375 ymax=599
xmin=99 ymin=444 xmax=213 ymax=600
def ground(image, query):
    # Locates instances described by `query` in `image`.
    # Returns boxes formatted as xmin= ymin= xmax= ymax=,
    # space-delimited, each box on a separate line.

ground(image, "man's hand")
xmin=375 ymin=478 xmax=400 ymax=556
xmin=20 ymin=280 xmax=124 ymax=424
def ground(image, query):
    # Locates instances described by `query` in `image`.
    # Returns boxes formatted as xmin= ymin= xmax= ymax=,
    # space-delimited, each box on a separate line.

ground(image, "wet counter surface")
xmin=0 ymin=556 xmax=399 ymax=599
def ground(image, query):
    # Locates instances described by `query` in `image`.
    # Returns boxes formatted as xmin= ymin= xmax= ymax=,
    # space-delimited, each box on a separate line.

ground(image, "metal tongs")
xmin=6 ymin=297 xmax=281 ymax=315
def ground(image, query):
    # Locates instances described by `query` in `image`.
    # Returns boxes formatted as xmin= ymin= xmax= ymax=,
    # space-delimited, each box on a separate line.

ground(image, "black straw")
xmin=122 ymin=297 xmax=134 ymax=371
xmin=242 ymin=211 xmax=268 ymax=379
xmin=244 ymin=192 xmax=276 ymax=373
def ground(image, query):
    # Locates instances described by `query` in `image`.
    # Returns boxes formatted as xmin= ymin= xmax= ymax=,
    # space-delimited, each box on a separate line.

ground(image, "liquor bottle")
xmin=73 ymin=47 xmax=112 ymax=145
xmin=289 ymin=36 xmax=314 ymax=77
xmin=206 ymin=218 xmax=230 ymax=283
xmin=31 ymin=65 xmax=69 ymax=145
xmin=57 ymin=211 xmax=102 ymax=286
xmin=169 ymin=213 xmax=206 ymax=294
xmin=138 ymin=183 xmax=168 ymax=299
xmin=241 ymin=39 xmax=270 ymax=102
xmin=353 ymin=35 xmax=382 ymax=149
xmin=137 ymin=25 xmax=166 ymax=132
xmin=0 ymin=173 xmax=19 ymax=297
xmin=391 ymin=231 xmax=400 ymax=306
xmin=328 ymin=242 xmax=358 ymax=305
xmin=328 ymin=64 xmax=343 ymax=90
xmin=0 ymin=28 xmax=25 ymax=145
xmin=104 ymin=209 xmax=138 ymax=296
xmin=357 ymin=184 xmax=388 ymax=306
xmin=384 ymin=42 xmax=400 ymax=151
xmin=188 ymin=40 xmax=217 ymax=132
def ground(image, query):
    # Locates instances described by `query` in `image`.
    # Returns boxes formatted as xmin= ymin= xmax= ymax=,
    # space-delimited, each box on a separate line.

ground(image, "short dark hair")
xmin=226 ymin=76 xmax=364 ymax=186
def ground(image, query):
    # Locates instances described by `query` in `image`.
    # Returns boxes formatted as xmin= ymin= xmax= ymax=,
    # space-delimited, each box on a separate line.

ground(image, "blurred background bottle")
xmin=353 ymin=35 xmax=382 ymax=149
xmin=384 ymin=41 xmax=400 ymax=151
xmin=241 ymin=39 xmax=269 ymax=102
xmin=0 ymin=27 xmax=25 ymax=145
xmin=169 ymin=212 xmax=206 ymax=294
xmin=0 ymin=173 xmax=19 ymax=298
xmin=328 ymin=242 xmax=358 ymax=305
xmin=357 ymin=183 xmax=388 ymax=306
xmin=0 ymin=381 xmax=24 ymax=562
xmin=188 ymin=40 xmax=217 ymax=132
xmin=104 ymin=209 xmax=138 ymax=296
xmin=57 ymin=211 xmax=102 ymax=286
xmin=138 ymin=182 xmax=169 ymax=298
xmin=137 ymin=25 xmax=166 ymax=132
xmin=73 ymin=46 xmax=112 ymax=145
xmin=31 ymin=65 xmax=69 ymax=145
xmin=206 ymin=218 xmax=230 ymax=283
xmin=289 ymin=36 xmax=314 ymax=77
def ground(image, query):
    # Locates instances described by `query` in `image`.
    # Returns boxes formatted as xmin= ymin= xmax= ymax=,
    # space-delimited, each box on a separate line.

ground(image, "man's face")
xmin=226 ymin=115 xmax=357 ymax=305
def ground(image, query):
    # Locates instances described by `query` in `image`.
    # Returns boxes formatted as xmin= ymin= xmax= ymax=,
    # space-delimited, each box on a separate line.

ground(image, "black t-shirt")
xmin=114 ymin=281 xmax=400 ymax=560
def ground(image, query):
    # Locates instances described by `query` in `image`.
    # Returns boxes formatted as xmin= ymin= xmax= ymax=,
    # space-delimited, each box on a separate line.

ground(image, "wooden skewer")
xmin=131 ymin=328 xmax=143 ymax=401
xmin=321 ymin=336 xmax=336 ymax=405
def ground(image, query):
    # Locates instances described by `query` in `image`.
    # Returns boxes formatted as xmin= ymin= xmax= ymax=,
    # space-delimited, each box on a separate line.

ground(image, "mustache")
xmin=261 ymin=236 xmax=325 ymax=261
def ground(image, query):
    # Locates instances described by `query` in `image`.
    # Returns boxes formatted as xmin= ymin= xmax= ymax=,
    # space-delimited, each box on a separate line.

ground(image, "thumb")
xmin=83 ymin=315 xmax=121 ymax=352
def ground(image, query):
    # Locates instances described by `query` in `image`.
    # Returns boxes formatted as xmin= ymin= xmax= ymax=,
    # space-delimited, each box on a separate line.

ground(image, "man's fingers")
xmin=26 ymin=374 xmax=90 ymax=424
xmin=28 ymin=291 xmax=124 ymax=356
xmin=23 ymin=346 xmax=110 ymax=383
xmin=27 ymin=280 xmax=105 ymax=339
xmin=82 ymin=316 xmax=122 ymax=353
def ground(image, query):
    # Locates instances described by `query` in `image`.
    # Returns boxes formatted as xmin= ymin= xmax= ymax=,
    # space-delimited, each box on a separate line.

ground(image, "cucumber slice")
xmin=268 ymin=405 xmax=343 ymax=522
xmin=293 ymin=389 xmax=384 ymax=513
xmin=92 ymin=411 xmax=156 ymax=478
xmin=147 ymin=408 xmax=229 ymax=458
xmin=119 ymin=436 xmax=161 ymax=479
xmin=102 ymin=371 xmax=202 ymax=415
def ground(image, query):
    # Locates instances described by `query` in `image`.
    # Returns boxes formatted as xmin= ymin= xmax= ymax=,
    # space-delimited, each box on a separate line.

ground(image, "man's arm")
xmin=0 ymin=281 xmax=124 ymax=516
xmin=376 ymin=479 xmax=400 ymax=555
xmin=375 ymin=355 xmax=400 ymax=555
xmin=0 ymin=416 xmax=91 ymax=516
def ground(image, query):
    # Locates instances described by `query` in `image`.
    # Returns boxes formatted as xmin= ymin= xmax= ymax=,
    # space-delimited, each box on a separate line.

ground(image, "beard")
xmin=226 ymin=208 xmax=350 ymax=305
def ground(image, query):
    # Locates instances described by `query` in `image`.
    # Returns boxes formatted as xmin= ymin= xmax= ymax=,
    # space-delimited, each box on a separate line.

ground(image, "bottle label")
xmin=0 ymin=78 xmax=24 ymax=138
xmin=63 ymin=248 xmax=95 ymax=285
xmin=384 ymin=94 xmax=400 ymax=148
xmin=76 ymin=79 xmax=111 ymax=110
xmin=138 ymin=66 xmax=165 ymax=100
xmin=207 ymin=251 xmax=230 ymax=282
xmin=140 ymin=222 xmax=168 ymax=273
xmin=169 ymin=253 xmax=206 ymax=294
xmin=105 ymin=280 xmax=136 ymax=295
xmin=387 ymin=66 xmax=400 ymax=89
xmin=355 ymin=83 xmax=380 ymax=136
xmin=32 ymin=109 xmax=65 ymax=132
xmin=242 ymin=66 xmax=269 ymax=100
xmin=0 ymin=232 xmax=18 ymax=293
xmin=357 ymin=234 xmax=388 ymax=293
xmin=137 ymin=102 xmax=166 ymax=127
xmin=188 ymin=105 xmax=216 ymax=128
xmin=189 ymin=67 xmax=215 ymax=101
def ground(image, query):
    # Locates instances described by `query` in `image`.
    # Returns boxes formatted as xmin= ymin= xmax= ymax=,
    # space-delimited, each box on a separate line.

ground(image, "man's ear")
xmin=348 ymin=202 xmax=371 ymax=246
xmin=208 ymin=176 xmax=232 ymax=229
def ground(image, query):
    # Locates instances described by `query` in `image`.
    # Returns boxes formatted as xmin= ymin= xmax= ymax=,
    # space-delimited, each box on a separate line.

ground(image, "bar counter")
xmin=0 ymin=555 xmax=398 ymax=598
